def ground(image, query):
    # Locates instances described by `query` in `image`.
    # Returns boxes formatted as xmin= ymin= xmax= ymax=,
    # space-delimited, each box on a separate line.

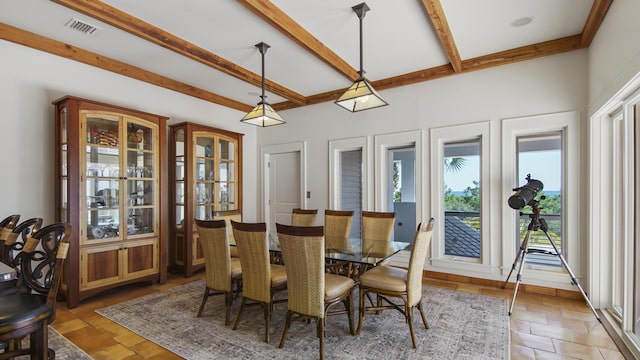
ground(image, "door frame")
xmin=374 ymin=130 xmax=423 ymax=214
xmin=260 ymin=141 xmax=307 ymax=225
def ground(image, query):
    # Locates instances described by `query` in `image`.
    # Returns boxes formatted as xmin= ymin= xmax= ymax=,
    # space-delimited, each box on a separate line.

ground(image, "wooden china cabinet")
xmin=54 ymin=96 xmax=168 ymax=308
xmin=169 ymin=122 xmax=243 ymax=276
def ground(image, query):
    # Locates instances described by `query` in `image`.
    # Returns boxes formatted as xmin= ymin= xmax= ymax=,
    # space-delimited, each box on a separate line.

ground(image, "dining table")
xmin=268 ymin=234 xmax=411 ymax=279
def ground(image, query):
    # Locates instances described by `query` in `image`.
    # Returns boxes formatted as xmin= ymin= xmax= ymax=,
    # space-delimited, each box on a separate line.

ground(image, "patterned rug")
xmin=15 ymin=327 xmax=92 ymax=360
xmin=96 ymin=280 xmax=509 ymax=359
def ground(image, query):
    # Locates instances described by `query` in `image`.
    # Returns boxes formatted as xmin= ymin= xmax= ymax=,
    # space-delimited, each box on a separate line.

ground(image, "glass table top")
xmin=268 ymin=235 xmax=411 ymax=266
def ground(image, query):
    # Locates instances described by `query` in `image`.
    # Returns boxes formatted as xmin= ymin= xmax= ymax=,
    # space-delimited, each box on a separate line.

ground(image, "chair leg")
xmin=417 ymin=300 xmax=429 ymax=329
xmin=375 ymin=294 xmax=383 ymax=315
xmin=233 ymin=279 xmax=242 ymax=300
xmin=197 ymin=287 xmax=210 ymax=317
xmin=278 ymin=310 xmax=293 ymax=348
xmin=318 ymin=317 xmax=325 ymax=360
xmin=343 ymin=289 xmax=355 ymax=335
xmin=406 ymin=305 xmax=417 ymax=349
xmin=30 ymin=323 xmax=48 ymax=360
xmin=263 ymin=302 xmax=270 ymax=343
xmin=356 ymin=287 xmax=366 ymax=334
xmin=224 ymin=292 xmax=233 ymax=326
xmin=233 ymin=297 xmax=247 ymax=330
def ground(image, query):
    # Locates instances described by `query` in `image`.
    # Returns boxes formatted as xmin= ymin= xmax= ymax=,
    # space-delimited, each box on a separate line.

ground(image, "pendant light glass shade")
xmin=335 ymin=2 xmax=388 ymax=112
xmin=335 ymin=75 xmax=388 ymax=112
xmin=241 ymin=42 xmax=285 ymax=127
xmin=240 ymin=101 xmax=285 ymax=127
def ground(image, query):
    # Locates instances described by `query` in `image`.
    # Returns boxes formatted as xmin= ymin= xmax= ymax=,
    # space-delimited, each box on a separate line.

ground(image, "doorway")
xmin=389 ymin=148 xmax=416 ymax=243
xmin=261 ymin=142 xmax=306 ymax=240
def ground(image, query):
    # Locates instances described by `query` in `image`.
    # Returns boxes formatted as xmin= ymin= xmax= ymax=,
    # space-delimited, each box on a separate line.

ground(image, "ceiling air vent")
xmin=65 ymin=18 xmax=100 ymax=35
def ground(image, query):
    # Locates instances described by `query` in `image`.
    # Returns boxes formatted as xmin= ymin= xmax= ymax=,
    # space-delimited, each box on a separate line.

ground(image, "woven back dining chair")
xmin=212 ymin=209 xmax=242 ymax=257
xmin=231 ymin=220 xmax=287 ymax=342
xmin=291 ymin=208 xmax=318 ymax=226
xmin=356 ymin=218 xmax=435 ymax=348
xmin=194 ymin=219 xmax=242 ymax=325
xmin=0 ymin=222 xmax=71 ymax=359
xmin=275 ymin=223 xmax=355 ymax=360
xmin=361 ymin=211 xmax=395 ymax=257
xmin=324 ymin=210 xmax=354 ymax=252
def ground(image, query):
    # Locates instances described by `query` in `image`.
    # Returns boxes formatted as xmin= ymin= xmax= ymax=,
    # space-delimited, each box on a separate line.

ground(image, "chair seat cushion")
xmin=230 ymin=257 xmax=242 ymax=279
xmin=0 ymin=280 xmax=19 ymax=297
xmin=269 ymin=264 xmax=287 ymax=287
xmin=324 ymin=273 xmax=355 ymax=300
xmin=359 ymin=265 xmax=408 ymax=292
xmin=0 ymin=293 xmax=51 ymax=325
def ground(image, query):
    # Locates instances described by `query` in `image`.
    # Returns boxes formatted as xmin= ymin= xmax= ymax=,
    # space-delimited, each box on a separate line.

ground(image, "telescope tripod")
xmin=502 ymin=205 xmax=601 ymax=322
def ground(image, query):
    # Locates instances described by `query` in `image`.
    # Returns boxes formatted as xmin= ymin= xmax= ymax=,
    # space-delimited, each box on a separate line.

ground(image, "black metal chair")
xmin=0 ymin=222 xmax=71 ymax=359
xmin=0 ymin=215 xmax=21 ymax=255
xmin=0 ymin=218 xmax=43 ymax=296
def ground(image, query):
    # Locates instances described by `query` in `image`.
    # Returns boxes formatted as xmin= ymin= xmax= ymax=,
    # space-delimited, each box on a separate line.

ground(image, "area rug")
xmin=96 ymin=280 xmax=509 ymax=359
xmin=16 ymin=327 xmax=92 ymax=360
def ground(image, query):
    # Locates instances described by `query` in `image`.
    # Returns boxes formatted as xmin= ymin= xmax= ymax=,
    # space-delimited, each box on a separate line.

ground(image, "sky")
xmin=445 ymin=150 xmax=561 ymax=192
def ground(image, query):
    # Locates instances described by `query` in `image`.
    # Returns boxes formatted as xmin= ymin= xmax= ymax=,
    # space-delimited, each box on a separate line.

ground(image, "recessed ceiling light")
xmin=511 ymin=17 xmax=533 ymax=27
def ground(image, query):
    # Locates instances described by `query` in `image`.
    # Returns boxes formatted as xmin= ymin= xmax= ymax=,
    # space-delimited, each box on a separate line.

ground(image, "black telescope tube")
xmin=508 ymin=178 xmax=543 ymax=210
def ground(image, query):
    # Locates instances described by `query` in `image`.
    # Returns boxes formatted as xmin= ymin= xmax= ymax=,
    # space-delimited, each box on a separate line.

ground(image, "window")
xmin=431 ymin=121 xmax=490 ymax=272
xmin=501 ymin=111 xmax=580 ymax=289
xmin=591 ymin=81 xmax=640 ymax=358
xmin=443 ymin=139 xmax=481 ymax=259
xmin=515 ymin=133 xmax=562 ymax=266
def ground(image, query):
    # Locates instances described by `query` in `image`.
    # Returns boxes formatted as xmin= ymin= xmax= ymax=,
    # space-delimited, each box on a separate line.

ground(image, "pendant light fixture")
xmin=335 ymin=2 xmax=388 ymax=112
xmin=240 ymin=42 xmax=285 ymax=127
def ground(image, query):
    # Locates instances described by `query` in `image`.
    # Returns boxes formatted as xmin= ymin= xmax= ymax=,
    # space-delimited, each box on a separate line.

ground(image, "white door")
xmin=267 ymin=151 xmax=300 ymax=238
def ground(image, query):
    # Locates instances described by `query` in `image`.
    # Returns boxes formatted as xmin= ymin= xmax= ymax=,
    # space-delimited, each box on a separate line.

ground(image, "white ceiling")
xmin=0 ymin=0 xmax=602 ymax=111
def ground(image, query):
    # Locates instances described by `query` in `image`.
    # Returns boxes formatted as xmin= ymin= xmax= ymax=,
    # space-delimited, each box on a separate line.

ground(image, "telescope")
xmin=508 ymin=174 xmax=543 ymax=210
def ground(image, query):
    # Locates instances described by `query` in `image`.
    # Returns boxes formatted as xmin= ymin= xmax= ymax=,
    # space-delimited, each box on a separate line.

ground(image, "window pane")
xmin=443 ymin=139 xmax=480 ymax=259
xmin=341 ymin=150 xmax=362 ymax=238
xmin=516 ymin=133 xmax=562 ymax=266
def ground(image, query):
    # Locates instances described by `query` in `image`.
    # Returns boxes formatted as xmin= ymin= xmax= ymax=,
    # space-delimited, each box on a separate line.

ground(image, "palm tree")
xmin=444 ymin=157 xmax=467 ymax=172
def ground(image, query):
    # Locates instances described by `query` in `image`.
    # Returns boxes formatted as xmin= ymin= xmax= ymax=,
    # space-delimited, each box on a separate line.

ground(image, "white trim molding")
xmin=429 ymin=121 xmax=496 ymax=275
xmin=501 ymin=111 xmax=581 ymax=291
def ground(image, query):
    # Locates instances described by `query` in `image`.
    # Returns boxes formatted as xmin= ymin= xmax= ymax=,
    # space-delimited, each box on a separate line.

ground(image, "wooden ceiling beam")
xmin=581 ymin=0 xmax=613 ymax=47
xmin=421 ymin=0 xmax=462 ymax=73
xmin=274 ymin=36 xmax=583 ymax=111
xmin=461 ymin=35 xmax=584 ymax=72
xmin=50 ymin=0 xmax=307 ymax=105
xmin=237 ymin=0 xmax=360 ymax=81
xmin=0 ymin=22 xmax=253 ymax=113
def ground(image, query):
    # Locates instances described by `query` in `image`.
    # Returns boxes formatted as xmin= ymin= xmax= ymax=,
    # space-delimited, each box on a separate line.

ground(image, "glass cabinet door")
xmin=218 ymin=139 xmax=236 ymax=210
xmin=125 ymin=121 xmax=155 ymax=237
xmin=194 ymin=135 xmax=215 ymax=220
xmin=85 ymin=115 xmax=121 ymax=243
xmin=60 ymin=107 xmax=69 ymax=223
xmin=175 ymin=129 xmax=185 ymax=229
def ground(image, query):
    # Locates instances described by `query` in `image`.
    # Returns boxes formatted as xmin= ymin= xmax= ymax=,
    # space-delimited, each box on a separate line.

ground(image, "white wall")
xmin=588 ymin=0 xmax=640 ymax=115
xmin=261 ymin=50 xmax=588 ymax=284
xmin=263 ymin=50 xmax=588 ymax=209
xmin=0 ymin=40 xmax=258 ymax=224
